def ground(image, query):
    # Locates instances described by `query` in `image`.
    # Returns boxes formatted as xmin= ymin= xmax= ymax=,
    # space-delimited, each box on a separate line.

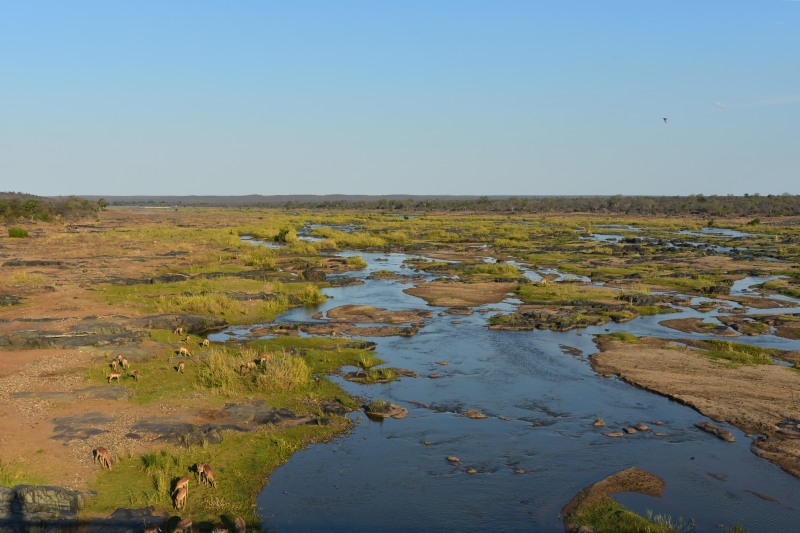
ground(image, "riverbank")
xmin=0 ymin=208 xmax=371 ymax=528
xmin=591 ymin=335 xmax=800 ymax=478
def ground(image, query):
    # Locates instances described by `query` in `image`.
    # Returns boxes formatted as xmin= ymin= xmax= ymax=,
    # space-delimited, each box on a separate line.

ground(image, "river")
xmin=221 ymin=244 xmax=800 ymax=532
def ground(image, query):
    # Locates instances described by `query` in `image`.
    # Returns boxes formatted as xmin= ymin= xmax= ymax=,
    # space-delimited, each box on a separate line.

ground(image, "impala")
xmin=172 ymin=486 xmax=187 ymax=510
xmin=93 ymin=447 xmax=112 ymax=470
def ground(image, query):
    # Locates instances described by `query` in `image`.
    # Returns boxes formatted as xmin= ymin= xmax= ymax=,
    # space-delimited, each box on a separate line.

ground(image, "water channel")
xmin=222 ymin=240 xmax=800 ymax=532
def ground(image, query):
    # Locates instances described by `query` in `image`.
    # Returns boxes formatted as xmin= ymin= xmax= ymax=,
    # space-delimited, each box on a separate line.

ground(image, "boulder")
xmin=0 ymin=485 xmax=85 ymax=526
xmin=135 ymin=314 xmax=228 ymax=334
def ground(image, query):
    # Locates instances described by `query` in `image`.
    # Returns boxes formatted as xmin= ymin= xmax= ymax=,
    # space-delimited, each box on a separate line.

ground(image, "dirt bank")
xmin=403 ymin=280 xmax=518 ymax=306
xmin=591 ymin=337 xmax=800 ymax=477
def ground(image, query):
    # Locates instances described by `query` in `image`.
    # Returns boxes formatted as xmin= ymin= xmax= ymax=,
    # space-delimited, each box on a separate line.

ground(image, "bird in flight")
xmin=663 ymin=117 xmax=668 ymax=124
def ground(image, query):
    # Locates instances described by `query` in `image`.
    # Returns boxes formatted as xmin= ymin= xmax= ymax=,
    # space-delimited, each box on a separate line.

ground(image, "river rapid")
xmin=222 ymin=243 xmax=800 ymax=532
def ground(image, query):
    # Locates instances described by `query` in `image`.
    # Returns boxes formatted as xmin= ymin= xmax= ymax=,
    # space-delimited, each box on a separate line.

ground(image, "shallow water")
xmin=230 ymin=244 xmax=800 ymax=532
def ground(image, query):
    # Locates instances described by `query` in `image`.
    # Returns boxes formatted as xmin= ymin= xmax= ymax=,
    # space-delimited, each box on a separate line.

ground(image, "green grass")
xmin=566 ymin=499 xmax=680 ymax=533
xmin=80 ymin=334 xmax=371 ymax=521
xmin=515 ymin=282 xmax=619 ymax=305
xmin=346 ymin=255 xmax=368 ymax=268
xmin=462 ymin=262 xmax=523 ymax=279
xmin=0 ymin=458 xmax=47 ymax=486
xmin=82 ymin=423 xmax=348 ymax=523
xmin=700 ymin=340 xmax=776 ymax=366
xmin=602 ymin=332 xmax=640 ymax=343
xmin=100 ymin=277 xmax=327 ymax=324
xmin=7 ymin=226 xmax=29 ymax=238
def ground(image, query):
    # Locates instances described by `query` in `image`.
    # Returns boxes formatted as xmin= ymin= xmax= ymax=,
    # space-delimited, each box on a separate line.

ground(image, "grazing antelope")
xmin=246 ymin=360 xmax=257 ymax=371
xmin=192 ymin=462 xmax=208 ymax=483
xmin=183 ymin=335 xmax=191 ymax=344
xmin=202 ymin=464 xmax=217 ymax=488
xmin=234 ymin=516 xmax=246 ymax=533
xmin=173 ymin=326 xmax=184 ymax=336
xmin=178 ymin=346 xmax=191 ymax=357
xmin=239 ymin=364 xmax=248 ymax=375
xmin=93 ymin=447 xmax=112 ymax=470
xmin=131 ymin=370 xmax=140 ymax=381
xmin=201 ymin=338 xmax=210 ymax=347
xmin=120 ymin=357 xmax=129 ymax=370
xmin=109 ymin=360 xmax=118 ymax=371
xmin=172 ymin=486 xmax=187 ymax=510
xmin=177 ymin=361 xmax=185 ymax=373
xmin=143 ymin=524 xmax=161 ymax=533
xmin=172 ymin=516 xmax=192 ymax=533
xmin=259 ymin=353 xmax=271 ymax=367
xmin=107 ymin=372 xmax=122 ymax=383
xmin=211 ymin=523 xmax=229 ymax=533
xmin=173 ymin=476 xmax=190 ymax=497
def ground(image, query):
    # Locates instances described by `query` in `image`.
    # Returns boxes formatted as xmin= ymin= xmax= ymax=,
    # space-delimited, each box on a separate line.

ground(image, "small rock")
xmin=634 ymin=423 xmax=649 ymax=431
xmin=593 ymin=419 xmax=606 ymax=427
xmin=655 ymin=432 xmax=667 ymax=437
xmin=514 ymin=469 xmax=525 ymax=474
xmin=653 ymin=420 xmax=665 ymax=426
xmin=624 ymin=427 xmax=637 ymax=434
xmin=447 ymin=456 xmax=460 ymax=463
xmin=463 ymin=409 xmax=488 ymax=419
xmin=423 ymin=441 xmax=432 ymax=446
xmin=466 ymin=468 xmax=477 ymax=475
xmin=435 ymin=360 xmax=449 ymax=366
xmin=603 ymin=431 xmax=625 ymax=438
xmin=429 ymin=373 xmax=443 ymax=379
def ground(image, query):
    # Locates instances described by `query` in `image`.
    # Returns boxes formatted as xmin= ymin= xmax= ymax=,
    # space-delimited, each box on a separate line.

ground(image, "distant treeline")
xmin=0 ymin=192 xmax=106 ymax=222
xmin=89 ymin=193 xmax=800 ymax=217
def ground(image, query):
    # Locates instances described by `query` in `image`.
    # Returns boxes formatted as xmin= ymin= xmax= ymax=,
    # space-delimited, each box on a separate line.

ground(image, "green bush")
xmin=256 ymin=351 xmax=310 ymax=391
xmin=8 ymin=227 xmax=29 ymax=238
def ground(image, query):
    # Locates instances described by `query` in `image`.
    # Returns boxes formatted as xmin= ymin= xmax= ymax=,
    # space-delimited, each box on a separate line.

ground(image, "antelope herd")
xmin=91 ymin=327 xmax=270 ymax=531
xmin=103 ymin=328 xmax=218 ymax=384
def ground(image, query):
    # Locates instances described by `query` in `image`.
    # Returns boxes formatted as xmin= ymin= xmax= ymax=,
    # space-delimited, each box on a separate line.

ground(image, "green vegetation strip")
xmin=82 ymin=424 xmax=347 ymax=523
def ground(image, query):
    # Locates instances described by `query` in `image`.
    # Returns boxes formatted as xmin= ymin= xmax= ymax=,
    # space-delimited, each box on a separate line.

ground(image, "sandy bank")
xmin=591 ymin=337 xmax=800 ymax=477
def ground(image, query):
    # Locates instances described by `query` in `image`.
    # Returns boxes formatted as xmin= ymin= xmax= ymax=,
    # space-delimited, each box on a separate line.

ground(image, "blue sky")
xmin=1 ymin=1 xmax=798 ymax=196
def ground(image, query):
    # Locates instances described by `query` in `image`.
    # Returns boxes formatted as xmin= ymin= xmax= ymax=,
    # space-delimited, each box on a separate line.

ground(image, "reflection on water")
xmin=228 ymin=244 xmax=800 ymax=532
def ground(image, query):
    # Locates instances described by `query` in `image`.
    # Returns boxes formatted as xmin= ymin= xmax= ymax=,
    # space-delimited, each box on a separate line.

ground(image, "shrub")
xmin=274 ymin=227 xmax=298 ymax=243
xmin=245 ymin=246 xmax=276 ymax=269
xmin=346 ymin=256 xmax=367 ymax=268
xmin=8 ymin=227 xmax=29 ymax=238
xmin=256 ymin=351 xmax=310 ymax=391
xmin=195 ymin=350 xmax=245 ymax=395
xmin=299 ymin=285 xmax=326 ymax=305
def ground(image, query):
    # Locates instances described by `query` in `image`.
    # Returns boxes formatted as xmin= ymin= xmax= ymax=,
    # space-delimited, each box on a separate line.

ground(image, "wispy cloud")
xmin=714 ymin=95 xmax=800 ymax=109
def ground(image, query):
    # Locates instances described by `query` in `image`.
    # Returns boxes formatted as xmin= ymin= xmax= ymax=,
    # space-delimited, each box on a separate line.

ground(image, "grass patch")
xmin=515 ymin=282 xmax=619 ymax=305
xmin=699 ymin=340 xmax=776 ymax=366
xmin=82 ymin=423 xmax=348 ymax=523
xmin=346 ymin=255 xmax=368 ymax=268
xmin=0 ymin=458 xmax=47 ymax=486
xmin=7 ymin=226 xmax=29 ymax=238
xmin=566 ymin=498 xmax=680 ymax=533
xmin=255 ymin=351 xmax=311 ymax=392
xmin=602 ymin=332 xmax=640 ymax=343
xmin=9 ymin=271 xmax=48 ymax=287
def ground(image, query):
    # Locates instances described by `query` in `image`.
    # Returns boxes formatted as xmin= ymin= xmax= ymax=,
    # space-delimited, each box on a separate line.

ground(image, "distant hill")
xmin=73 ymin=194 xmax=538 ymax=206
